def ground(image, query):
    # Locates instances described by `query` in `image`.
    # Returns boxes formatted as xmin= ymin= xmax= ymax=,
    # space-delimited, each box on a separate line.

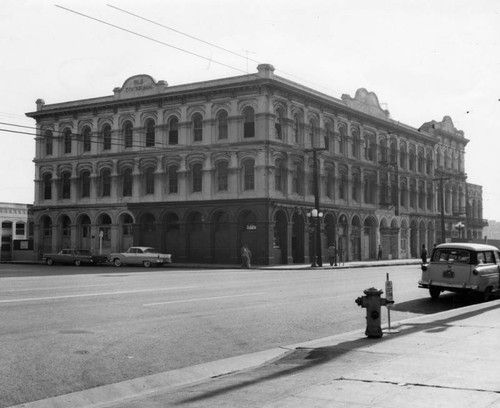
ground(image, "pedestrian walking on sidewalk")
xmin=421 ymin=244 xmax=428 ymax=264
xmin=327 ymin=243 xmax=336 ymax=266
xmin=377 ymin=244 xmax=382 ymax=260
xmin=241 ymin=244 xmax=252 ymax=268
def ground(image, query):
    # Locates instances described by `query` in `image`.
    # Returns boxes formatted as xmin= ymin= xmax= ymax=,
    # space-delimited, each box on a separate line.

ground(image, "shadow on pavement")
xmin=177 ymin=302 xmax=500 ymax=405
xmin=392 ymin=292 xmax=485 ymax=314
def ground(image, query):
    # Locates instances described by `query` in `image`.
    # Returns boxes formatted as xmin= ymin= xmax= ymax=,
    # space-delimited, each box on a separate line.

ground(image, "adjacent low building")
xmin=25 ymin=64 xmax=486 ymax=265
xmin=0 ymin=202 xmax=33 ymax=261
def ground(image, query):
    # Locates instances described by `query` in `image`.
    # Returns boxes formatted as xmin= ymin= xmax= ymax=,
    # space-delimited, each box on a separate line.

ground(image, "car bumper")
xmin=419 ymin=280 xmax=478 ymax=291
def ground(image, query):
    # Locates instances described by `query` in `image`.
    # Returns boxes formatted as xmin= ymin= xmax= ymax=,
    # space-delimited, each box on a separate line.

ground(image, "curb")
xmin=11 ymin=348 xmax=290 ymax=408
xmin=12 ymin=298 xmax=500 ymax=408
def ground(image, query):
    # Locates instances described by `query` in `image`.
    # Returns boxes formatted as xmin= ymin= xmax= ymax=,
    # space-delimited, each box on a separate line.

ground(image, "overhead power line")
xmin=105 ymin=4 xmax=336 ymax=92
xmin=0 ymin=121 xmax=172 ymax=150
xmin=107 ymin=4 xmax=261 ymax=65
xmin=55 ymin=5 xmax=247 ymax=74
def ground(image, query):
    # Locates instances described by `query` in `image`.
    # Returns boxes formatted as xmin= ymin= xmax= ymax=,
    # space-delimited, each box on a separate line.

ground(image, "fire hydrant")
xmin=355 ymin=287 xmax=393 ymax=338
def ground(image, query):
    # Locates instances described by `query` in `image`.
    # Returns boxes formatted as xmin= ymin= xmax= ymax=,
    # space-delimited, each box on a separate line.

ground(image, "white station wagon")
xmin=109 ymin=246 xmax=172 ymax=267
xmin=419 ymin=243 xmax=500 ymax=301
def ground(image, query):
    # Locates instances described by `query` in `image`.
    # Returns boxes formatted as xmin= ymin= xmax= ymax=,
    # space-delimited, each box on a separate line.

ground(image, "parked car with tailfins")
xmin=43 ymin=249 xmax=108 ymax=266
xmin=108 ymin=246 xmax=172 ymax=267
xmin=419 ymin=242 xmax=500 ymax=301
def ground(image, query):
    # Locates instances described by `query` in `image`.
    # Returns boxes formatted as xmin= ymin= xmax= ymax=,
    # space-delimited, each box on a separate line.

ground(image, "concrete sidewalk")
xmin=14 ymin=297 xmax=500 ymax=407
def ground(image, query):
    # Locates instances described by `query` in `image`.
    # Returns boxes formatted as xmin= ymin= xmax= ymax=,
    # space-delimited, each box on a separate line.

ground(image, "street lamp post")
xmin=455 ymin=221 xmax=465 ymax=240
xmin=307 ymin=208 xmax=324 ymax=267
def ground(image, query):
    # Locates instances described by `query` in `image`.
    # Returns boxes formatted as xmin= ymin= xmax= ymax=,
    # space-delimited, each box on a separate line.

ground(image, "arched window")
xmin=275 ymin=109 xmax=283 ymax=139
xmin=100 ymin=168 xmax=111 ymax=197
xmin=400 ymin=181 xmax=408 ymax=208
xmin=243 ymin=107 xmax=255 ymax=138
xmin=145 ymin=119 xmax=155 ymax=147
xmin=379 ymin=138 xmax=388 ymax=162
xmin=43 ymin=217 xmax=52 ymax=237
xmin=144 ymin=167 xmax=155 ymax=195
xmin=426 ymin=184 xmax=433 ymax=210
xmin=168 ymin=117 xmax=178 ymax=145
xmin=339 ymin=126 xmax=346 ymax=155
xmin=338 ymin=171 xmax=347 ymax=200
xmin=418 ymin=182 xmax=425 ymax=209
xmin=43 ymin=173 xmax=52 ymax=200
xmin=364 ymin=134 xmax=375 ymax=161
xmin=352 ymin=129 xmax=360 ymax=158
xmin=191 ymin=163 xmax=203 ymax=193
xmin=418 ymin=148 xmax=425 ymax=173
xmin=352 ymin=172 xmax=360 ymax=201
xmin=123 ymin=121 xmax=133 ymax=148
xmin=121 ymin=214 xmax=134 ymax=237
xmin=44 ymin=130 xmax=53 ymax=156
xmin=325 ymin=168 xmax=334 ymax=199
xmin=293 ymin=114 xmax=300 ymax=144
xmin=364 ymin=174 xmax=375 ymax=204
xmin=61 ymin=171 xmax=71 ymax=199
xmin=102 ymin=124 xmax=112 ymax=151
xmin=122 ymin=168 xmax=133 ymax=197
xmin=243 ymin=159 xmax=255 ymax=190
xmin=80 ymin=170 xmax=91 ymax=198
xmin=410 ymin=181 xmax=417 ymax=208
xmin=61 ymin=216 xmax=71 ymax=237
xmin=82 ymin=126 xmax=91 ymax=152
xmin=400 ymin=143 xmax=408 ymax=170
xmin=389 ymin=141 xmax=398 ymax=164
xmin=63 ymin=128 xmax=72 ymax=154
xmin=168 ymin=165 xmax=178 ymax=194
xmin=409 ymin=146 xmax=416 ymax=172
xmin=217 ymin=110 xmax=228 ymax=140
xmin=325 ymin=123 xmax=333 ymax=152
xmin=216 ymin=161 xmax=228 ymax=192
xmin=192 ymin=113 xmax=203 ymax=142
xmin=426 ymin=150 xmax=433 ymax=175
xmin=274 ymin=159 xmax=286 ymax=192
xmin=309 ymin=120 xmax=317 ymax=147
xmin=293 ymin=163 xmax=304 ymax=195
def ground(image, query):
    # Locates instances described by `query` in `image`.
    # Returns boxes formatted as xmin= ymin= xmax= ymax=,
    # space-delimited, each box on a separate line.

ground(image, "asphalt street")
xmin=0 ymin=263 xmax=477 ymax=407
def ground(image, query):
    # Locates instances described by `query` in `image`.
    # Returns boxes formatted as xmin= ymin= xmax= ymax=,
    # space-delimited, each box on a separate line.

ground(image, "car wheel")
xmin=74 ymin=260 xmax=81 ymax=266
xmin=113 ymin=258 xmax=122 ymax=267
xmin=429 ymin=286 xmax=441 ymax=300
xmin=46 ymin=258 xmax=54 ymax=266
xmin=143 ymin=260 xmax=151 ymax=268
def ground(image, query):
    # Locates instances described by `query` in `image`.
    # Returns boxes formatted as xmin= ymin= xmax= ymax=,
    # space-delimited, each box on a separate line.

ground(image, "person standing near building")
xmin=327 ymin=243 xmax=336 ymax=266
xmin=241 ymin=244 xmax=252 ymax=268
xmin=421 ymin=244 xmax=428 ymax=264
xmin=377 ymin=244 xmax=382 ymax=260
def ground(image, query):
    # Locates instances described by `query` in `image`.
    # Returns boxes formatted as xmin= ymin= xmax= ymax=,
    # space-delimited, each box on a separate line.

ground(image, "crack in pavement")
xmin=336 ymin=377 xmax=500 ymax=394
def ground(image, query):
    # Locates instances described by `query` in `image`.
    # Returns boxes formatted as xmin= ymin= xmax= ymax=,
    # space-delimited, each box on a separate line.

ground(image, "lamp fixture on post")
xmin=455 ymin=221 xmax=465 ymax=240
xmin=307 ymin=208 xmax=324 ymax=267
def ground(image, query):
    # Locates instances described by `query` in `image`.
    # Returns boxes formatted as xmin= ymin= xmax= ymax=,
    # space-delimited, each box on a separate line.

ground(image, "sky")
xmin=1 ymin=0 xmax=499 ymax=218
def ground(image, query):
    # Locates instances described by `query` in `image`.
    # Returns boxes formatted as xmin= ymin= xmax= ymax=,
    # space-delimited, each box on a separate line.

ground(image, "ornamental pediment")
xmin=419 ymin=116 xmax=465 ymax=138
xmin=341 ymin=88 xmax=390 ymax=120
xmin=113 ymin=75 xmax=168 ymax=99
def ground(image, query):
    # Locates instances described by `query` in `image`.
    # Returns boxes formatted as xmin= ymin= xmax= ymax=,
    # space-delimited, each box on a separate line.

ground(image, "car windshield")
xmin=75 ymin=250 xmax=91 ymax=255
xmin=144 ymin=248 xmax=159 ymax=254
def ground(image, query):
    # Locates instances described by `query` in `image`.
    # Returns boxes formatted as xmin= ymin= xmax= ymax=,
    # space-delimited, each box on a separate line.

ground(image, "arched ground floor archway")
xmin=31 ymin=201 xmax=441 ymax=265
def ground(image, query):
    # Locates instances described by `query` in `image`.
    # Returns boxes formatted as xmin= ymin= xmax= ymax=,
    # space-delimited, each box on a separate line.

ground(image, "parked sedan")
xmin=108 ymin=246 xmax=173 ymax=267
xmin=43 ymin=249 xmax=108 ymax=266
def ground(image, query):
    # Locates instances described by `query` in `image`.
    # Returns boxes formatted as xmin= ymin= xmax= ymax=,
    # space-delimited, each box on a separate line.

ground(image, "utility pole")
xmin=434 ymin=174 xmax=449 ymax=244
xmin=305 ymin=147 xmax=326 ymax=267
